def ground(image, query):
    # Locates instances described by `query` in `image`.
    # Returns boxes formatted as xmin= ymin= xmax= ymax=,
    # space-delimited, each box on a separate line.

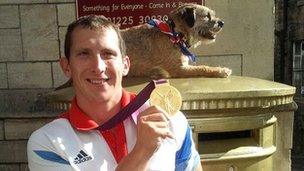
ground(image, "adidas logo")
xmin=73 ymin=150 xmax=92 ymax=164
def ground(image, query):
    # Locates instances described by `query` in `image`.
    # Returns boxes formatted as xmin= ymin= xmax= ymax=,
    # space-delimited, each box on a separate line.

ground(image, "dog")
xmin=121 ymin=3 xmax=232 ymax=79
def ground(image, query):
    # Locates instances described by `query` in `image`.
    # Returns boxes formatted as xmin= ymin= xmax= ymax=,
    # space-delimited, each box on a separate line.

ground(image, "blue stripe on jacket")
xmin=175 ymin=126 xmax=193 ymax=171
xmin=34 ymin=150 xmax=70 ymax=165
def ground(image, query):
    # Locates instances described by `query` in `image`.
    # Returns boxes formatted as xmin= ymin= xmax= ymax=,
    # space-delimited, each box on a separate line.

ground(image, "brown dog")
xmin=121 ymin=3 xmax=232 ymax=79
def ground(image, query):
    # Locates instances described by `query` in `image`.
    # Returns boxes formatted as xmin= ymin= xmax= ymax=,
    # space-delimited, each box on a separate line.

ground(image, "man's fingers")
xmin=161 ymin=130 xmax=175 ymax=140
xmin=140 ymin=113 xmax=169 ymax=123
xmin=139 ymin=116 xmax=175 ymax=140
xmin=137 ymin=106 xmax=175 ymax=143
xmin=139 ymin=106 xmax=161 ymax=117
xmin=139 ymin=106 xmax=169 ymax=120
xmin=144 ymin=121 xmax=169 ymax=129
xmin=153 ymin=126 xmax=175 ymax=140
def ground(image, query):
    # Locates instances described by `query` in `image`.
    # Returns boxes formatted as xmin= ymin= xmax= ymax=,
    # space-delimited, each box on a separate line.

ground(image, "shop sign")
xmin=76 ymin=0 xmax=203 ymax=28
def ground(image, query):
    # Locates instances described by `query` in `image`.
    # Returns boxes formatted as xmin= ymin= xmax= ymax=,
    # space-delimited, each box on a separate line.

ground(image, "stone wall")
xmin=197 ymin=0 xmax=275 ymax=80
xmin=0 ymin=0 xmax=75 ymax=170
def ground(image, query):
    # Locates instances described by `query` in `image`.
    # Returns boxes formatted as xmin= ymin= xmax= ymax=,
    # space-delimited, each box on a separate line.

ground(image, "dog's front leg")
xmin=178 ymin=65 xmax=232 ymax=78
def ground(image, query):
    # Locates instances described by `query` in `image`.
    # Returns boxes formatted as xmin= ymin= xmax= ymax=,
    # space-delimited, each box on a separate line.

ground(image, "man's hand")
xmin=116 ymin=106 xmax=174 ymax=171
xmin=135 ymin=105 xmax=174 ymax=158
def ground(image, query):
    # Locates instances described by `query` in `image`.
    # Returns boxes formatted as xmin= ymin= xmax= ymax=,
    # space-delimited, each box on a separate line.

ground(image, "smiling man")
xmin=27 ymin=15 xmax=202 ymax=171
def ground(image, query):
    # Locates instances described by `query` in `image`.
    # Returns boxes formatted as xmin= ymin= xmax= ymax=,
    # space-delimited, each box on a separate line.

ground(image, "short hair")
xmin=64 ymin=15 xmax=126 ymax=60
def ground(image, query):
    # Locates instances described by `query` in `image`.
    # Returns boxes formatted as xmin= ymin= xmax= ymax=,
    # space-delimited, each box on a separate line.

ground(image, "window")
xmin=297 ymin=0 xmax=304 ymax=7
xmin=292 ymin=41 xmax=304 ymax=98
xmin=293 ymin=42 xmax=303 ymax=70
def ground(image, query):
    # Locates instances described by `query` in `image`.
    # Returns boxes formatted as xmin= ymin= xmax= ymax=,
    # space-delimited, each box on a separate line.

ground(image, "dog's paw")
xmin=219 ymin=67 xmax=232 ymax=78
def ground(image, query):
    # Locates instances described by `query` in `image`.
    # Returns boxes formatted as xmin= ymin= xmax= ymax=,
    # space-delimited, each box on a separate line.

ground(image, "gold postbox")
xmin=48 ymin=76 xmax=296 ymax=171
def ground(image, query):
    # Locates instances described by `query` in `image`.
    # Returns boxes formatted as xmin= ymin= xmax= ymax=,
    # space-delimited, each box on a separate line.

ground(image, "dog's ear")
xmin=181 ymin=7 xmax=196 ymax=28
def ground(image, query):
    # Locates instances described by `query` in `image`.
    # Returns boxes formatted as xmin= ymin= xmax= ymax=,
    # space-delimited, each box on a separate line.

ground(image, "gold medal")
xmin=149 ymin=80 xmax=182 ymax=117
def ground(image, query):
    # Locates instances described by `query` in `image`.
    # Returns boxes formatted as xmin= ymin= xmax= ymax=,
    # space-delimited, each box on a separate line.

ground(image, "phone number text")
xmin=107 ymin=15 xmax=169 ymax=27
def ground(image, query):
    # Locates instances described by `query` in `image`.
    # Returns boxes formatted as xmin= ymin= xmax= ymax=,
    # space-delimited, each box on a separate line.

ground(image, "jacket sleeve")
xmin=172 ymin=112 xmax=201 ymax=171
xmin=175 ymin=125 xmax=201 ymax=171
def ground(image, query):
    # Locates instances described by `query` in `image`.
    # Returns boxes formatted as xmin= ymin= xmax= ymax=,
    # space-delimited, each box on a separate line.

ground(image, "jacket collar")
xmin=62 ymin=89 xmax=137 ymax=131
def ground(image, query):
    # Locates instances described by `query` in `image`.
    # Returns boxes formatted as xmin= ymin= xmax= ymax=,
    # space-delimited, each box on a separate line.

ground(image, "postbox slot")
xmin=199 ymin=130 xmax=252 ymax=141
xmin=197 ymin=129 xmax=260 ymax=155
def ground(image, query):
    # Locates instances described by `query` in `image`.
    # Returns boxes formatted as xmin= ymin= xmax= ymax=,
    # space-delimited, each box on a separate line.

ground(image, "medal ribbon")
xmin=147 ymin=19 xmax=196 ymax=62
xmin=96 ymin=79 xmax=167 ymax=131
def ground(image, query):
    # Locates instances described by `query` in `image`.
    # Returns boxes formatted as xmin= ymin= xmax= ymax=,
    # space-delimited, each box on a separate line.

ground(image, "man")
xmin=27 ymin=15 xmax=202 ymax=171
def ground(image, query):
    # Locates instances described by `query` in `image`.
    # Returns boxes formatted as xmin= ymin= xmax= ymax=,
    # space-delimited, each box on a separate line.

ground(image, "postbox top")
xmin=48 ymin=76 xmax=296 ymax=110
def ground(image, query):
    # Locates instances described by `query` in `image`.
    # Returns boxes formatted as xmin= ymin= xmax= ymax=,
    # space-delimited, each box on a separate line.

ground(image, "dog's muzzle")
xmin=218 ymin=20 xmax=224 ymax=28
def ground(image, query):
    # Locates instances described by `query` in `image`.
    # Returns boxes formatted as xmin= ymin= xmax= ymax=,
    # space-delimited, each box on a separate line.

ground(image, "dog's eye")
xmin=207 ymin=12 xmax=211 ymax=21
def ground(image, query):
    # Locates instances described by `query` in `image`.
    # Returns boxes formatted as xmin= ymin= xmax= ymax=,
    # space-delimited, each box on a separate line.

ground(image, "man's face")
xmin=61 ymin=26 xmax=130 ymax=103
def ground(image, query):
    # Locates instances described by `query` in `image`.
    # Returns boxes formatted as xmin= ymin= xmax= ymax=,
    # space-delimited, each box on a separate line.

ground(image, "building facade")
xmin=274 ymin=0 xmax=304 ymax=170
